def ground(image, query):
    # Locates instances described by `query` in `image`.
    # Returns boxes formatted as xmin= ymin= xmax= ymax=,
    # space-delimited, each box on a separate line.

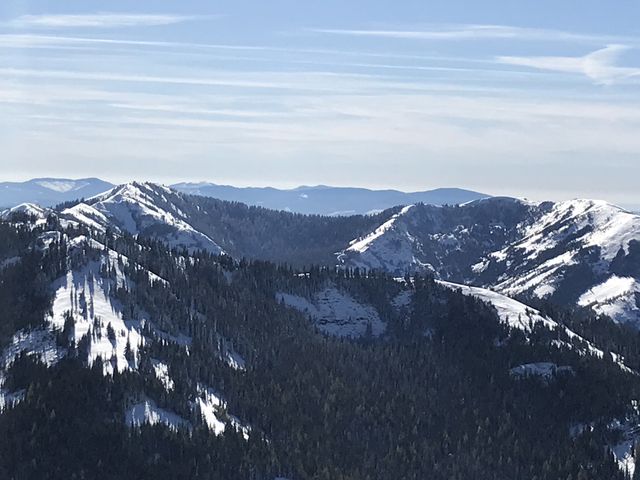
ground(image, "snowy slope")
xmin=277 ymin=286 xmax=386 ymax=338
xmin=63 ymin=182 xmax=224 ymax=254
xmin=482 ymin=200 xmax=640 ymax=324
xmin=193 ymin=384 xmax=250 ymax=437
xmin=437 ymin=280 xmax=631 ymax=369
xmin=151 ymin=360 xmax=175 ymax=391
xmin=607 ymin=418 xmax=640 ymax=477
xmin=338 ymin=197 xmax=640 ymax=325
xmin=438 ymin=281 xmax=556 ymax=332
xmin=45 ymin=237 xmax=150 ymax=374
xmin=336 ymin=205 xmax=426 ymax=273
xmin=0 ymin=203 xmax=50 ymax=226
xmin=126 ymin=383 xmax=250 ymax=436
xmin=0 ymin=234 xmax=168 ymax=374
xmin=126 ymin=400 xmax=190 ymax=430
xmin=337 ymin=197 xmax=537 ymax=278
xmin=347 ymin=205 xmax=415 ymax=254
xmin=0 ymin=231 xmax=252 ymax=436
xmin=578 ymin=276 xmax=640 ymax=323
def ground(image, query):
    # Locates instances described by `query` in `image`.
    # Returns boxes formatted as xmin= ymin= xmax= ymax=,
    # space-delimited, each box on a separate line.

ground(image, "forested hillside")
xmin=2 ymin=217 xmax=640 ymax=479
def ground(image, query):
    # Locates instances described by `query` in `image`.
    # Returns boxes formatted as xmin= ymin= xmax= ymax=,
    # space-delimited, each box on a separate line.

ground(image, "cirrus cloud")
xmin=497 ymin=45 xmax=640 ymax=85
xmin=9 ymin=13 xmax=206 ymax=29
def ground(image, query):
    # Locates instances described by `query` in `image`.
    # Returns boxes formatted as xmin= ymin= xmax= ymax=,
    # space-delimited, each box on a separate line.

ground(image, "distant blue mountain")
xmin=171 ymin=182 xmax=490 ymax=216
xmin=0 ymin=178 xmax=489 ymax=215
xmin=0 ymin=178 xmax=114 ymax=208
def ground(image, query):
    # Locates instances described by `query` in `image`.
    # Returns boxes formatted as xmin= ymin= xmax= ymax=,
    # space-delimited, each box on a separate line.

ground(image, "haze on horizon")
xmin=1 ymin=0 xmax=639 ymax=207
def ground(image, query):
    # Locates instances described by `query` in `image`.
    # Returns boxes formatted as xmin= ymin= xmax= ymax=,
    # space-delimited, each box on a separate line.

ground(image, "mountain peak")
xmin=0 ymin=202 xmax=49 ymax=220
xmin=66 ymin=183 xmax=224 ymax=255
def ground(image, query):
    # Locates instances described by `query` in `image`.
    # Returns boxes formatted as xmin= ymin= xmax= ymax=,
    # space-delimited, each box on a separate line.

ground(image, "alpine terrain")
xmin=2 ymin=182 xmax=640 ymax=479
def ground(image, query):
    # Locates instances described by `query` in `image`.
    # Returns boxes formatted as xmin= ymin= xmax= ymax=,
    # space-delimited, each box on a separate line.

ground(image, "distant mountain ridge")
xmin=0 ymin=178 xmax=115 ymax=208
xmin=1 ymin=178 xmax=488 ymax=215
xmin=171 ymin=182 xmax=489 ymax=215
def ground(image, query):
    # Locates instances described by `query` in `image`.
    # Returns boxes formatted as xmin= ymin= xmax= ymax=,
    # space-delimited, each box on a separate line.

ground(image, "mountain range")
xmin=5 ymin=181 xmax=637 ymax=327
xmin=171 ymin=182 xmax=489 ymax=215
xmin=2 ymin=180 xmax=640 ymax=478
xmin=0 ymin=177 xmax=488 ymax=215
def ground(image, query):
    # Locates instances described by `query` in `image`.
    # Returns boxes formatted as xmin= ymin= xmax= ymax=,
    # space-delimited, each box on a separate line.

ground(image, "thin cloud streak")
xmin=9 ymin=13 xmax=207 ymax=29
xmin=0 ymin=67 xmax=536 ymax=95
xmin=311 ymin=24 xmax=630 ymax=45
xmin=0 ymin=33 xmax=489 ymax=64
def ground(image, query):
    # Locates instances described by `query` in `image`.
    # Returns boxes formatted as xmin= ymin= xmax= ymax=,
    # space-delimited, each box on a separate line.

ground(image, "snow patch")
xmin=277 ymin=287 xmax=386 ymax=338
xmin=392 ymin=290 xmax=413 ymax=311
xmin=195 ymin=385 xmax=226 ymax=435
xmin=48 ymin=263 xmax=145 ymax=375
xmin=36 ymin=180 xmax=85 ymax=193
xmin=126 ymin=400 xmax=189 ymax=430
xmin=2 ymin=329 xmax=64 ymax=369
xmin=608 ymin=419 xmax=639 ymax=477
xmin=151 ymin=360 xmax=174 ymax=391
xmin=578 ymin=276 xmax=640 ymax=324
xmin=0 ymin=388 xmax=25 ymax=411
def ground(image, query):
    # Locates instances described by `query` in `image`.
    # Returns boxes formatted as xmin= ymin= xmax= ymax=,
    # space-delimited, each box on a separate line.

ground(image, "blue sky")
xmin=1 ymin=1 xmax=640 ymax=206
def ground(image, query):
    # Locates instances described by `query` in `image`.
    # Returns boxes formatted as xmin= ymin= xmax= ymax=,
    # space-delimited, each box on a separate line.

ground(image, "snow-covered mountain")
xmin=172 ymin=182 xmax=489 ymax=216
xmin=0 ymin=178 xmax=114 ymax=208
xmin=7 ymin=180 xmax=640 ymax=327
xmin=1 ymin=231 xmax=248 ymax=437
xmin=0 ymin=203 xmax=50 ymax=223
xmin=338 ymin=197 xmax=538 ymax=278
xmin=339 ymin=198 xmax=640 ymax=326
xmin=2 ymin=184 xmax=640 ymax=478
xmin=62 ymin=182 xmax=224 ymax=254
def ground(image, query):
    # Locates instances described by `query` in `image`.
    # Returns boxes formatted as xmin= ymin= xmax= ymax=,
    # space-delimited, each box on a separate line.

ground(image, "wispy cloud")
xmin=311 ymin=24 xmax=620 ymax=44
xmin=497 ymin=45 xmax=640 ymax=85
xmin=0 ymin=67 xmax=530 ymax=96
xmin=9 ymin=13 xmax=204 ymax=29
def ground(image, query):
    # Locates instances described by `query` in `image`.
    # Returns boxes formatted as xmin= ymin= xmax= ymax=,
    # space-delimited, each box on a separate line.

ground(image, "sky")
xmin=1 ymin=1 xmax=640 ymax=207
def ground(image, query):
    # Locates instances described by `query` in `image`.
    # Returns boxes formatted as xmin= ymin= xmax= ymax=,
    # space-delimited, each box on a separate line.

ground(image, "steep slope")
xmin=62 ymin=182 xmax=225 ymax=254
xmin=339 ymin=198 xmax=640 ymax=326
xmin=0 ymin=203 xmax=50 ymax=225
xmin=0 ymin=229 xmax=249 ymax=438
xmin=336 ymin=205 xmax=424 ymax=273
xmin=0 ymin=178 xmax=114 ymax=209
xmin=338 ymin=197 xmax=539 ymax=279
xmin=437 ymin=280 xmax=631 ymax=369
xmin=480 ymin=200 xmax=640 ymax=324
xmin=172 ymin=182 xmax=489 ymax=216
